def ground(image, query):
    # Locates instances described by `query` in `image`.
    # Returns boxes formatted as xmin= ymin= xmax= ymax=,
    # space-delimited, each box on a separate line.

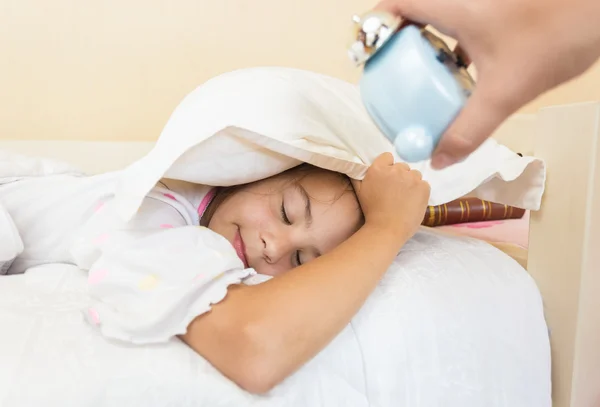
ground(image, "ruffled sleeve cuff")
xmin=83 ymin=226 xmax=256 ymax=344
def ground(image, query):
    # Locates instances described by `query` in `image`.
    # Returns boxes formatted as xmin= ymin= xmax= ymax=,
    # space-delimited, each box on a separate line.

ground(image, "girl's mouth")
xmin=233 ymin=227 xmax=249 ymax=268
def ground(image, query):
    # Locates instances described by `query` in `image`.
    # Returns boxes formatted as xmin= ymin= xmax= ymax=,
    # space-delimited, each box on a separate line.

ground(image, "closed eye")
xmin=280 ymin=200 xmax=291 ymax=225
xmin=281 ymin=199 xmax=304 ymax=267
xmin=295 ymin=251 xmax=302 ymax=267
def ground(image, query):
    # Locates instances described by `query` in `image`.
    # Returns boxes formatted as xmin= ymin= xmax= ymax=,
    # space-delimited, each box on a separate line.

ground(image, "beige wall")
xmin=2 ymin=0 xmax=599 ymax=142
xmin=520 ymin=62 xmax=600 ymax=113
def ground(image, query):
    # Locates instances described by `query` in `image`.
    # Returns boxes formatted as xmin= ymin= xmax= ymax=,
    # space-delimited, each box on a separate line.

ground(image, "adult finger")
xmin=430 ymin=78 xmax=514 ymax=169
xmin=374 ymin=0 xmax=427 ymax=25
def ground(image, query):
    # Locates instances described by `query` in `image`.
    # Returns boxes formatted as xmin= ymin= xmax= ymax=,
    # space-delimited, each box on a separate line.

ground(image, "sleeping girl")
xmin=0 ymin=152 xmax=430 ymax=393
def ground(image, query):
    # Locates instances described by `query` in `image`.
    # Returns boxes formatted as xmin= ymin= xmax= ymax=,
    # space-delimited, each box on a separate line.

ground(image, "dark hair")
xmin=280 ymin=163 xmax=356 ymax=202
xmin=200 ymin=163 xmax=363 ymax=227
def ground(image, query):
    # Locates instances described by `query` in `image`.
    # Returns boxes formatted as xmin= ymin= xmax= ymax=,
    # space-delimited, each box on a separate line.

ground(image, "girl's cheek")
xmin=260 ymin=264 xmax=285 ymax=277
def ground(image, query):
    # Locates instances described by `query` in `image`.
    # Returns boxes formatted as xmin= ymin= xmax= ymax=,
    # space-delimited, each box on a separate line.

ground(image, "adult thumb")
xmin=430 ymin=79 xmax=514 ymax=169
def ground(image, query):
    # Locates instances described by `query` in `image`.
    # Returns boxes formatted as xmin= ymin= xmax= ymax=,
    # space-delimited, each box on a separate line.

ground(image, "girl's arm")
xmin=180 ymin=154 xmax=430 ymax=393
xmin=182 ymin=223 xmax=407 ymax=393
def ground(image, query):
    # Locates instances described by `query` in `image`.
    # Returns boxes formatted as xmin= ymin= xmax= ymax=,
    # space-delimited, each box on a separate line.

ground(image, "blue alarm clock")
xmin=349 ymin=12 xmax=475 ymax=162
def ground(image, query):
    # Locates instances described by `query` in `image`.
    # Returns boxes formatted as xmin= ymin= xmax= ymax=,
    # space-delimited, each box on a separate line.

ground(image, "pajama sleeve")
xmin=70 ymin=197 xmax=256 ymax=344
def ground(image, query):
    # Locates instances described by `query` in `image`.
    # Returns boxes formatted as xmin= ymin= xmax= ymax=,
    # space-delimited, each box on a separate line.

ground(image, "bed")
xmin=1 ymin=100 xmax=598 ymax=407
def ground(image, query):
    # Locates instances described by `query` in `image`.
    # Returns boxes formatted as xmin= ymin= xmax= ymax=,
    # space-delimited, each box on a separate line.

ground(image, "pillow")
xmin=112 ymin=67 xmax=545 ymax=222
xmin=329 ymin=228 xmax=550 ymax=406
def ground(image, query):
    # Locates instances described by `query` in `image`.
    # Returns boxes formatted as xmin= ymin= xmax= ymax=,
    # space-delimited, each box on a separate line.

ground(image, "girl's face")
xmin=206 ymin=169 xmax=362 ymax=276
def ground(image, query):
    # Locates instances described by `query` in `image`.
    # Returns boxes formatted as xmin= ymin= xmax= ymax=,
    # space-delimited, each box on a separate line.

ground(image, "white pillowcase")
xmin=113 ymin=67 xmax=545 ymax=222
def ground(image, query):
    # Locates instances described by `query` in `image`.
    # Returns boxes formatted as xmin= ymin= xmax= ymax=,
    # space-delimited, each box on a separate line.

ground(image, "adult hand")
xmin=375 ymin=0 xmax=600 ymax=169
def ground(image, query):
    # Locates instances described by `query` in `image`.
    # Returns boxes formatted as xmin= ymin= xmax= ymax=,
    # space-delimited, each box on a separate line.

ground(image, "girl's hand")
xmin=353 ymin=153 xmax=430 ymax=241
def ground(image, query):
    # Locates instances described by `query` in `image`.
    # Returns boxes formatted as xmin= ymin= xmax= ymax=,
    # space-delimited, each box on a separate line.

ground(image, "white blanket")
xmin=0 ymin=153 xmax=551 ymax=406
xmin=111 ymin=67 xmax=545 ymax=221
xmin=0 ymin=151 xmax=261 ymax=345
xmin=0 ymin=150 xmax=550 ymax=406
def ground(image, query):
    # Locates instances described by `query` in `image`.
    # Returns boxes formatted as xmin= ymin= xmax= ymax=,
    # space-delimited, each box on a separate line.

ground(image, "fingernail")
xmin=431 ymin=153 xmax=455 ymax=169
